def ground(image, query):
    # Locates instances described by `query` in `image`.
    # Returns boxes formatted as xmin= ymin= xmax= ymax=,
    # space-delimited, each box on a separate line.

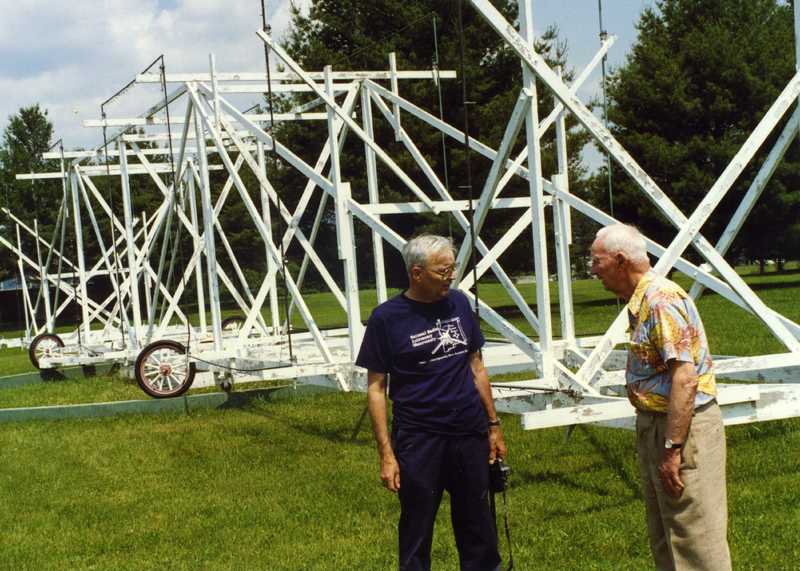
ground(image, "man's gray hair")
xmin=595 ymin=224 xmax=649 ymax=263
xmin=402 ymin=234 xmax=455 ymax=273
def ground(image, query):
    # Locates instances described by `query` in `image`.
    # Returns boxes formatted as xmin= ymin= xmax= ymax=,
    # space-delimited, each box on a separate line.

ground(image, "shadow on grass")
xmin=218 ymin=387 xmax=372 ymax=446
xmin=515 ymin=464 xmax=640 ymax=519
xmin=746 ymin=279 xmax=800 ymax=292
xmin=578 ymin=425 xmax=642 ymax=500
xmin=0 ymin=366 xmax=106 ymax=390
xmin=242 ymin=405 xmax=369 ymax=446
xmin=515 ymin=425 xmax=641 ymax=500
xmin=517 ymin=463 xmax=615 ymax=496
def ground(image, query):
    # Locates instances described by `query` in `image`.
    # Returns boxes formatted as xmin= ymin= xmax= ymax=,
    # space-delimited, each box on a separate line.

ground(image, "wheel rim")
xmin=35 ymin=337 xmax=62 ymax=363
xmin=140 ymin=346 xmax=191 ymax=395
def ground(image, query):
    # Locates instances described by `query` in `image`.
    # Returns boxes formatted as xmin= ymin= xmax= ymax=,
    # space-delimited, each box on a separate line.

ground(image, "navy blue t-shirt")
xmin=355 ymin=288 xmax=487 ymax=435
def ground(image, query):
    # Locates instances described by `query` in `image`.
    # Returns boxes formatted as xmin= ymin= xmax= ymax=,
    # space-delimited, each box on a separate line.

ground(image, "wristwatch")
xmin=488 ymin=418 xmax=501 ymax=427
xmin=664 ymin=438 xmax=683 ymax=450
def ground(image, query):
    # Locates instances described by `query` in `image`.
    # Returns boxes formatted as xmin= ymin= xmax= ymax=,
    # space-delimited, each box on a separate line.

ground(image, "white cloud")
xmin=0 ymin=0 xmax=311 ymax=151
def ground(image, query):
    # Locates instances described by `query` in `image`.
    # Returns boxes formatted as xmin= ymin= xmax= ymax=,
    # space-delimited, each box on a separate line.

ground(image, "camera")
xmin=489 ymin=458 xmax=511 ymax=493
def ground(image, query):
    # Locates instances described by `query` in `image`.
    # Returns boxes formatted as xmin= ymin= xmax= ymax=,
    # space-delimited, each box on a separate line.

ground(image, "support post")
xmin=119 ymin=140 xmax=142 ymax=347
xmin=186 ymin=161 xmax=207 ymax=334
xmin=141 ymin=211 xmax=153 ymax=326
xmin=518 ymin=0 xmax=554 ymax=378
xmin=257 ymin=140 xmax=281 ymax=332
xmin=193 ymin=106 xmax=224 ymax=350
xmin=210 ymin=53 xmax=221 ymax=132
xmin=325 ymin=65 xmax=363 ymax=357
xmin=552 ymin=66 xmax=576 ymax=344
xmin=68 ymin=170 xmax=91 ymax=341
xmin=360 ymin=83 xmax=388 ymax=304
xmin=389 ymin=52 xmax=402 ymax=142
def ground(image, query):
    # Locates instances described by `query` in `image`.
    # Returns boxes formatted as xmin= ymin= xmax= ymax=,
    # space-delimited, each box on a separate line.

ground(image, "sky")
xmin=0 ymin=0 xmax=656 ymax=164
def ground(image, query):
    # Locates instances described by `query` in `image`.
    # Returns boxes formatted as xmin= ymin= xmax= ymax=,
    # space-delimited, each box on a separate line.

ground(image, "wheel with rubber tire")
xmin=221 ymin=316 xmax=247 ymax=333
xmin=134 ymin=340 xmax=196 ymax=398
xmin=29 ymin=333 xmax=65 ymax=369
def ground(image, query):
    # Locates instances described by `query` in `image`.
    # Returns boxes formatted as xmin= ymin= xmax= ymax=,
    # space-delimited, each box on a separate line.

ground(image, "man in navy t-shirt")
xmin=356 ymin=234 xmax=507 ymax=571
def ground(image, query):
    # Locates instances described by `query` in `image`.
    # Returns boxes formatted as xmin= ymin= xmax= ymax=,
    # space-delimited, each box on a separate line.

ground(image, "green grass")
xmin=0 ymin=347 xmax=32 ymax=377
xmin=0 ymin=392 xmax=797 ymax=569
xmin=0 ymin=373 xmax=143 ymax=408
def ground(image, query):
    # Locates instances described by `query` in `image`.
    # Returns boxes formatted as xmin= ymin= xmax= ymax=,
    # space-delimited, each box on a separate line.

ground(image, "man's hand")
xmin=489 ymin=426 xmax=507 ymax=464
xmin=366 ymin=370 xmax=400 ymax=492
xmin=659 ymin=448 xmax=684 ymax=498
xmin=469 ymin=352 xmax=508 ymax=464
xmin=660 ymin=360 xmax=696 ymax=498
xmin=380 ymin=451 xmax=401 ymax=492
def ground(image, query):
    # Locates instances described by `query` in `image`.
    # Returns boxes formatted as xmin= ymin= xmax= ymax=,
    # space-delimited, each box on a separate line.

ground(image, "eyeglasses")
xmin=427 ymin=265 xmax=458 ymax=278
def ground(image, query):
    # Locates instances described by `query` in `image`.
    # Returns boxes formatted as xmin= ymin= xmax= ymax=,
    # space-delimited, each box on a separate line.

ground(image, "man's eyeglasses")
xmin=427 ymin=265 xmax=458 ymax=278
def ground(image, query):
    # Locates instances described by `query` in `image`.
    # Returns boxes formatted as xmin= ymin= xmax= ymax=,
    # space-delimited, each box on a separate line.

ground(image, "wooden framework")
xmin=2 ymin=2 xmax=798 ymax=426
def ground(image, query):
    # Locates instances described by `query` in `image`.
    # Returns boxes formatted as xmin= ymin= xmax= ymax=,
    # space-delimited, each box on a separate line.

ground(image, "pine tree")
xmin=0 ymin=104 xmax=58 ymax=282
xmin=593 ymin=0 xmax=800 ymax=269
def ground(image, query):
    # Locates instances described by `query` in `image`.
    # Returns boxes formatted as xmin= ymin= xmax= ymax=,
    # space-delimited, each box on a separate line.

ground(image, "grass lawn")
xmin=0 ymin=392 xmax=797 ymax=569
xmin=0 ymin=265 xmax=798 ymax=568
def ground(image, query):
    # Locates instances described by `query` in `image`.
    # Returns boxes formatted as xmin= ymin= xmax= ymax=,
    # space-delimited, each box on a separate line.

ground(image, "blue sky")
xmin=0 ymin=0 xmax=656 ymax=166
xmin=533 ymin=1 xmax=656 ymax=97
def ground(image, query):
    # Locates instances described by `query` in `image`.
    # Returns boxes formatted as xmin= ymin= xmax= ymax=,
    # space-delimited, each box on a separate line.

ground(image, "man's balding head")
xmin=590 ymin=224 xmax=651 ymax=300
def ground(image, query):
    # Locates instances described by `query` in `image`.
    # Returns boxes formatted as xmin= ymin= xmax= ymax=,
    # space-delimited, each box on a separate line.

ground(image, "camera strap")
xmin=490 ymin=488 xmax=514 ymax=570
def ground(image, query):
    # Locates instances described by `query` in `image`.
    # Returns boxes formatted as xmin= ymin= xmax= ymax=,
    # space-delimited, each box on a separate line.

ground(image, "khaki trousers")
xmin=636 ymin=402 xmax=731 ymax=571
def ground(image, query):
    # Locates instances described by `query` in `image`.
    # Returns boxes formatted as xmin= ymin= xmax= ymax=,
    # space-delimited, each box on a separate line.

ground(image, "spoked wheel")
xmin=29 ymin=333 xmax=65 ymax=369
xmin=221 ymin=316 xmax=247 ymax=333
xmin=134 ymin=340 xmax=196 ymax=399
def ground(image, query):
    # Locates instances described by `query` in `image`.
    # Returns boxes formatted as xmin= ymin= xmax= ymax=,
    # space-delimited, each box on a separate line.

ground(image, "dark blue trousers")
xmin=393 ymin=428 xmax=500 ymax=571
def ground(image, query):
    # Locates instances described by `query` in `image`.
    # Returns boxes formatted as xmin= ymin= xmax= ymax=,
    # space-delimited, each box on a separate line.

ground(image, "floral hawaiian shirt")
xmin=625 ymin=271 xmax=717 ymax=413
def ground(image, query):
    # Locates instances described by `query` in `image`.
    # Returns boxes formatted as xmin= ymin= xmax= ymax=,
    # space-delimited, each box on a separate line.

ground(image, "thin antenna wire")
xmin=156 ymin=55 xmax=185 ymax=327
xmin=31 ymin=140 xmax=68 ymax=326
xmin=51 ymin=190 xmax=67 ymax=327
xmin=157 ymin=56 xmax=193 ymax=349
xmin=432 ymin=15 xmax=453 ymax=240
xmin=31 ymin=193 xmax=65 ymax=330
xmin=598 ymin=0 xmax=620 ymax=312
xmin=457 ymin=0 xmax=480 ymax=321
xmin=338 ymin=10 xmax=439 ymax=68
xmin=160 ymin=58 xmax=178 ymax=192
xmin=598 ymin=0 xmax=614 ymax=218
xmin=261 ymin=0 xmax=295 ymax=362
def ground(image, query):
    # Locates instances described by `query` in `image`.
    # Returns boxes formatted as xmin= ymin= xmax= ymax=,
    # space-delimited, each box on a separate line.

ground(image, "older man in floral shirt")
xmin=591 ymin=224 xmax=731 ymax=571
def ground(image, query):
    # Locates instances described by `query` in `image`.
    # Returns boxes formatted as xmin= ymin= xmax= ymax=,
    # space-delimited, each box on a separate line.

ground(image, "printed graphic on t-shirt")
xmin=409 ymin=317 xmax=468 ymax=365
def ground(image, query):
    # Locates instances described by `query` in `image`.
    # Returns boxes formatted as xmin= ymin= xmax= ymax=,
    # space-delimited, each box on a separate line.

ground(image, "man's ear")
xmin=615 ymin=252 xmax=627 ymax=267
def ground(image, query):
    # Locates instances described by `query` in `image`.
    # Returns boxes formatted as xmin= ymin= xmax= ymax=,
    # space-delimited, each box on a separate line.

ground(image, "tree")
xmin=0 ymin=104 xmax=57 ymax=282
xmin=273 ymin=0 xmax=590 ymax=288
xmin=592 ymin=0 xmax=800 ymax=269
